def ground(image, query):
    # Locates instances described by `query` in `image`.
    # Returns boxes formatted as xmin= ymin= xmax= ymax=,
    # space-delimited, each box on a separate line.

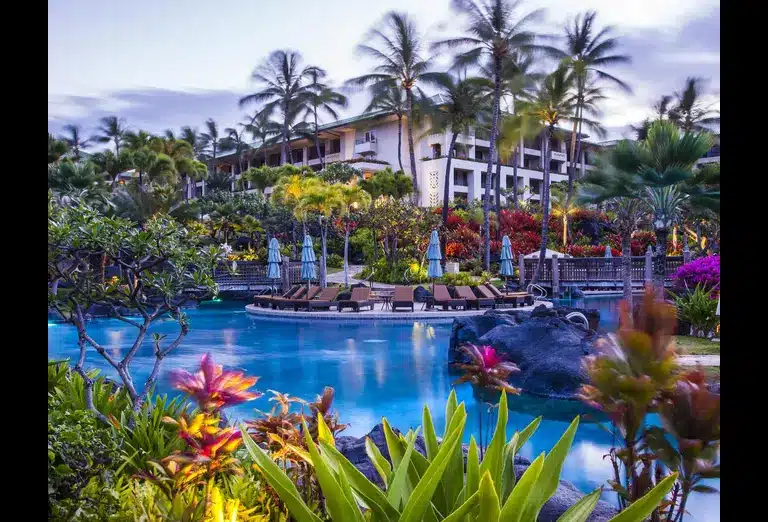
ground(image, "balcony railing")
xmin=355 ymin=137 xmax=377 ymax=144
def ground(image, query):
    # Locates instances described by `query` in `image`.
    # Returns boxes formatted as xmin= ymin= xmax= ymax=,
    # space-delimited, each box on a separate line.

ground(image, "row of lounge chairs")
xmin=252 ymin=284 xmax=533 ymax=313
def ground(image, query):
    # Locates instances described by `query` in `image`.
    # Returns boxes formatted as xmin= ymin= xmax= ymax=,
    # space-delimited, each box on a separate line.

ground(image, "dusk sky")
xmin=48 ymin=0 xmax=720 ymax=146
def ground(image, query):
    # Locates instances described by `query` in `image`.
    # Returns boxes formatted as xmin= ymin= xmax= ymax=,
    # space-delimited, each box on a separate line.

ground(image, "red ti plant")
xmin=453 ymin=344 xmax=520 ymax=457
xmin=645 ymin=369 xmax=720 ymax=521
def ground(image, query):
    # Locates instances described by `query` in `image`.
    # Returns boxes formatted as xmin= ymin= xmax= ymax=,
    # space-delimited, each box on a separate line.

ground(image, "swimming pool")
xmin=48 ymin=298 xmax=718 ymax=520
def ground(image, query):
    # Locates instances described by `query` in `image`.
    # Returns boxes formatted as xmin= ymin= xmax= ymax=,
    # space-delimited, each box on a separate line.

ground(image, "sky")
xmin=48 ymin=0 xmax=720 ymax=146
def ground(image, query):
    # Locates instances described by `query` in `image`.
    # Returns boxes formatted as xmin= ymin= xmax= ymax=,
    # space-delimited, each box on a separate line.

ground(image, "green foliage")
xmin=360 ymin=168 xmax=414 ymax=200
xmin=326 ymin=253 xmax=344 ymax=268
xmin=349 ymin=227 xmax=375 ymax=264
xmin=319 ymin=162 xmax=362 ymax=184
xmin=671 ymin=284 xmax=719 ymax=338
xmin=360 ymin=258 xmax=429 ymax=284
xmin=441 ymin=271 xmax=477 ymax=287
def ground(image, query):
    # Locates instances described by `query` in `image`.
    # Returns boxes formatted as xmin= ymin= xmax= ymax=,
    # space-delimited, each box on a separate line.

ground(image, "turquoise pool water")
xmin=48 ymin=298 xmax=718 ymax=520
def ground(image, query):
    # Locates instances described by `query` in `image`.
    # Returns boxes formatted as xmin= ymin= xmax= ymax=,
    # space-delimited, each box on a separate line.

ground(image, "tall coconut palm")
xmin=335 ymin=184 xmax=372 ymax=287
xmin=199 ymin=118 xmax=231 ymax=169
xmin=273 ymin=173 xmax=318 ymax=256
xmin=653 ymin=95 xmax=674 ymax=120
xmin=519 ymin=66 xmax=576 ymax=284
xmin=179 ymin=126 xmax=206 ymax=159
xmin=433 ymin=0 xmax=543 ymax=270
xmin=579 ymin=120 xmax=716 ymax=294
xmin=420 ymin=74 xmax=489 ymax=229
xmin=92 ymin=116 xmax=127 ymax=156
xmin=363 ymin=84 xmax=407 ymax=173
xmin=549 ymin=182 xmax=581 ymax=248
xmin=239 ymin=50 xmax=315 ymax=166
xmin=303 ymin=67 xmax=348 ymax=169
xmin=347 ymin=11 xmax=439 ymax=199
xmin=90 ymin=149 xmax=134 ymax=187
xmin=240 ymin=215 xmax=263 ymax=249
xmin=498 ymin=112 xmax=538 ymax=209
xmin=295 ymin=179 xmax=334 ymax=286
xmin=608 ymin=197 xmax=645 ymax=308
xmin=545 ymin=10 xmax=630 ymax=201
xmin=124 ymin=130 xmax=155 ymax=151
xmin=221 ymin=126 xmax=251 ymax=175
xmin=669 ymin=77 xmax=720 ymax=132
xmin=245 ymin=110 xmax=281 ymax=167
xmin=59 ymin=124 xmax=91 ymax=161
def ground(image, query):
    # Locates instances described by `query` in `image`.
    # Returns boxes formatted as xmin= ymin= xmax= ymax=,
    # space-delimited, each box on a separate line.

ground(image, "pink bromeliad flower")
xmin=170 ymin=353 xmax=263 ymax=412
xmin=453 ymin=344 xmax=520 ymax=393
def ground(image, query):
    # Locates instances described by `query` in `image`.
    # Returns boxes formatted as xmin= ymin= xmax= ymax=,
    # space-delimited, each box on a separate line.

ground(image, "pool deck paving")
xmin=677 ymin=355 xmax=720 ymax=366
xmin=245 ymin=299 xmax=552 ymax=323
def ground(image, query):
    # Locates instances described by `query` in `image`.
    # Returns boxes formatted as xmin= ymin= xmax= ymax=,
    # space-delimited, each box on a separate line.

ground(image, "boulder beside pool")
xmin=449 ymin=305 xmax=601 ymax=400
xmin=336 ymin=423 xmax=618 ymax=522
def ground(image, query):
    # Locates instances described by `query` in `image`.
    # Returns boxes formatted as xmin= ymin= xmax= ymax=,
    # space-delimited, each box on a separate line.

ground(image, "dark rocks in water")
xmin=570 ymin=287 xmax=585 ymax=298
xmin=337 ymin=423 xmax=617 ymax=522
xmin=449 ymin=306 xmax=601 ymax=399
xmin=413 ymin=285 xmax=432 ymax=303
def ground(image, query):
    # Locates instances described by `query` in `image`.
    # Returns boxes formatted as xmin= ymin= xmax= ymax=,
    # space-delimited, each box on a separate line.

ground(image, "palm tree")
xmin=240 ymin=215 xmax=263 ymax=249
xmin=48 ymin=160 xmax=109 ymax=207
xmin=200 ymin=118 xmax=231 ymax=171
xmin=179 ymin=126 xmax=206 ymax=158
xmin=124 ymin=130 xmax=155 ymax=151
xmin=48 ymin=133 xmax=68 ymax=164
xmin=245 ymin=110 xmax=281 ymax=167
xmin=579 ymin=120 xmax=715 ymax=293
xmin=92 ymin=116 xmax=127 ymax=155
xmin=546 ymin=10 xmax=630 ymax=201
xmin=498 ymin=112 xmax=538 ymax=209
xmin=609 ymin=198 xmax=645 ymax=308
xmin=273 ymin=173 xmax=318 ymax=256
xmin=112 ymin=181 xmax=198 ymax=223
xmin=295 ymin=179 xmax=334 ymax=286
xmin=221 ymin=126 xmax=251 ymax=175
xmin=90 ymin=149 xmax=134 ymax=187
xmin=132 ymin=148 xmax=176 ymax=188
xmin=433 ymin=0 xmax=542 ymax=270
xmin=669 ymin=77 xmax=720 ymax=132
xmin=519 ymin=66 xmax=576 ymax=284
xmin=347 ymin=11 xmax=438 ymax=198
xmin=363 ymin=84 xmax=407 ymax=173
xmin=653 ymin=95 xmax=674 ymax=120
xmin=239 ymin=50 xmax=315 ymax=166
xmin=336 ymin=185 xmax=372 ymax=286
xmin=241 ymin=165 xmax=280 ymax=194
xmin=421 ymin=74 xmax=489 ymax=229
xmin=59 ymin=124 xmax=91 ymax=161
xmin=549 ymin=182 xmax=581 ymax=248
xmin=303 ymin=67 xmax=348 ymax=169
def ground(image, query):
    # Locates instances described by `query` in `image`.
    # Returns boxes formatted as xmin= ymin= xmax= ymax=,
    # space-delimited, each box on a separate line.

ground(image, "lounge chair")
xmin=254 ymin=285 xmax=300 ymax=308
xmin=273 ymin=286 xmax=320 ymax=309
xmin=482 ymin=283 xmax=533 ymax=306
xmin=391 ymin=286 xmax=414 ymax=312
xmin=479 ymin=283 xmax=519 ymax=307
xmin=455 ymin=285 xmax=496 ymax=310
xmin=430 ymin=285 xmax=467 ymax=311
xmin=337 ymin=287 xmax=375 ymax=312
xmin=294 ymin=287 xmax=340 ymax=311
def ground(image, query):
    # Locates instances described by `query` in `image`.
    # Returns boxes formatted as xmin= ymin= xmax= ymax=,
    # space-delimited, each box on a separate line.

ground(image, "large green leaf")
xmin=387 ymin=429 xmax=418 ymax=510
xmin=478 ymin=471 xmax=501 ymax=522
xmin=398 ymin=421 xmax=465 ymax=522
xmin=441 ymin=491 xmax=480 ymax=522
xmin=521 ymin=416 xmax=580 ymax=521
xmin=517 ymin=416 xmax=542 ymax=449
xmin=556 ymin=488 xmax=601 ymax=522
xmin=303 ymin=421 xmax=364 ymax=522
xmin=499 ymin=452 xmax=545 ymax=522
xmin=442 ymin=404 xmax=467 ymax=513
xmin=444 ymin=389 xmax=458 ymax=438
xmin=479 ymin=390 xmax=509 ymax=495
xmin=239 ymin=423 xmax=322 ymax=522
xmin=423 ymin=405 xmax=439 ymax=461
xmin=383 ymin=418 xmax=405 ymax=469
xmin=366 ymin=436 xmax=392 ymax=487
xmin=466 ymin=436 xmax=481 ymax=500
xmin=608 ymin=473 xmax=678 ymax=522
xmin=500 ymin=433 xmax=519 ymax=504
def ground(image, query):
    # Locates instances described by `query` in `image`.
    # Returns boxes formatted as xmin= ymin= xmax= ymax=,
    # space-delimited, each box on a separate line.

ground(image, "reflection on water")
xmin=48 ymin=299 xmax=717 ymax=520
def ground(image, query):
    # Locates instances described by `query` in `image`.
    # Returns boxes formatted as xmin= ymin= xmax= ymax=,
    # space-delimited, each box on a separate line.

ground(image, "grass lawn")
xmin=674 ymin=335 xmax=720 ymax=355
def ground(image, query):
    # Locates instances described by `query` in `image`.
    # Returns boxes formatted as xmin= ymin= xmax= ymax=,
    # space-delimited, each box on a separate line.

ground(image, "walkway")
xmin=677 ymin=355 xmax=720 ymax=367
xmin=325 ymin=265 xmax=395 ymax=289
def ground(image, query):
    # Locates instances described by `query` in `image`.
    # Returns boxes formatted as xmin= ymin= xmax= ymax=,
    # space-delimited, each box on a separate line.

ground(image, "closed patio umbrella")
xmin=500 ymin=235 xmax=514 ymax=293
xmin=426 ymin=230 xmax=443 ymax=297
xmin=267 ymin=237 xmax=281 ymax=295
xmin=604 ymin=245 xmax=613 ymax=258
xmin=300 ymin=235 xmax=317 ymax=292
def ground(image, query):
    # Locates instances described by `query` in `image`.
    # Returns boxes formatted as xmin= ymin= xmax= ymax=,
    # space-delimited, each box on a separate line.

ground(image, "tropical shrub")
xmin=671 ymin=284 xmax=720 ymax=338
xmin=327 ymin=253 xmax=344 ymax=268
xmin=441 ymin=271 xmax=477 ymax=287
xmin=673 ymin=255 xmax=720 ymax=296
xmin=567 ymin=245 xmax=621 ymax=257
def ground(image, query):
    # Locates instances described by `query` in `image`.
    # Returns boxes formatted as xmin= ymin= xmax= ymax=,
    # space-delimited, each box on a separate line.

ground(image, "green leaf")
xmin=479 ymin=390 xmax=509 ymax=496
xmin=365 ymin=436 xmax=392 ymax=487
xmin=517 ymin=416 xmax=542 ymax=449
xmin=302 ymin=421 xmax=364 ymax=522
xmin=608 ymin=473 xmax=678 ymax=522
xmin=444 ymin=389 xmax=458 ymax=438
xmin=441 ymin=491 xmax=480 ymax=522
xmin=423 ymin=405 xmax=439 ymax=461
xmin=466 ymin=436 xmax=481 ymax=500
xmin=442 ymin=404 xmax=467 ymax=514
xmin=239 ymin=424 xmax=322 ymax=522
xmin=398 ymin=420 xmax=466 ymax=522
xmin=522 ymin=416 xmax=580 ymax=521
xmin=316 ymin=412 xmax=335 ymax=446
xmin=555 ymin=488 xmax=601 ymax=522
xmin=500 ymin=433 xmax=519 ymax=504
xmin=387 ymin=429 xmax=418 ymax=510
xmin=499 ymin=452 xmax=545 ymax=522
xmin=478 ymin=471 xmax=501 ymax=522
xmin=383 ymin=418 xmax=405 ymax=469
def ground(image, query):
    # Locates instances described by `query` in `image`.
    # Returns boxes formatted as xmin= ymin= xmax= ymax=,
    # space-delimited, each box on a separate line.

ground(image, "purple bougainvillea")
xmin=674 ymin=255 xmax=720 ymax=296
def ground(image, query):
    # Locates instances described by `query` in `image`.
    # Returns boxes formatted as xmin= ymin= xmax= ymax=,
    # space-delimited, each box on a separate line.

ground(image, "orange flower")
xmin=170 ymin=353 xmax=262 ymax=412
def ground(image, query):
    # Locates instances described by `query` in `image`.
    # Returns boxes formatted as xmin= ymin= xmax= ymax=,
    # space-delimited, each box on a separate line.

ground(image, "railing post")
xmin=518 ymin=254 xmax=526 ymax=289
xmin=683 ymin=244 xmax=691 ymax=264
xmin=644 ymin=246 xmax=653 ymax=288
xmin=281 ymin=255 xmax=290 ymax=293
xmin=552 ymin=254 xmax=559 ymax=297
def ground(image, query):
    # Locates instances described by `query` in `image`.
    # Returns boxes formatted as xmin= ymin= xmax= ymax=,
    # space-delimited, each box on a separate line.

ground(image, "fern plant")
xmin=672 ymin=284 xmax=719 ymax=337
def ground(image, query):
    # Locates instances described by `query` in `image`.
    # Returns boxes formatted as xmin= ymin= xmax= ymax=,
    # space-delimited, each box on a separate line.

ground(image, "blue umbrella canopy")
xmin=267 ymin=237 xmax=281 ymax=279
xmin=500 ymin=235 xmax=514 ymax=277
xmin=426 ymin=229 xmax=443 ymax=279
xmin=300 ymin=235 xmax=317 ymax=281
xmin=604 ymin=245 xmax=613 ymax=258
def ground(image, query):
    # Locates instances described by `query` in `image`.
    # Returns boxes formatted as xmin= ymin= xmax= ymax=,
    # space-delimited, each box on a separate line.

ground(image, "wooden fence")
xmin=213 ymin=260 xmax=317 ymax=291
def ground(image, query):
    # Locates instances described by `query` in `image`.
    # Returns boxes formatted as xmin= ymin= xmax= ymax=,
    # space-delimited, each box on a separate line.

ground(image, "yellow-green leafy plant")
xmin=242 ymin=389 xmax=677 ymax=521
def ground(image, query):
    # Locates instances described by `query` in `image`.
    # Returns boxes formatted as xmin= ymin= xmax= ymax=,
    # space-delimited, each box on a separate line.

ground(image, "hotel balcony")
xmin=550 ymin=151 xmax=567 ymax=162
xmin=354 ymin=138 xmax=377 ymax=155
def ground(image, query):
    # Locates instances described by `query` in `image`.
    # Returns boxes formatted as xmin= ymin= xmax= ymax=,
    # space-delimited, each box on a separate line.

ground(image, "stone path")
xmin=677 ymin=355 xmax=720 ymax=366
xmin=325 ymin=265 xmax=395 ymax=289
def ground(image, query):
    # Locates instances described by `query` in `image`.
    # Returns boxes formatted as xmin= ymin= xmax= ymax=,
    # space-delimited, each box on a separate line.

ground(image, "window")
xmin=550 ymin=161 xmax=560 ymax=172
xmin=329 ymin=139 xmax=341 ymax=154
xmin=309 ymin=145 xmax=326 ymax=160
xmin=530 ymin=179 xmax=542 ymax=195
xmin=453 ymin=170 xmax=468 ymax=186
xmin=291 ymin=149 xmax=304 ymax=163
xmin=268 ymin=153 xmax=280 ymax=166
xmin=364 ymin=130 xmax=376 ymax=143
xmin=432 ymin=144 xmax=441 ymax=158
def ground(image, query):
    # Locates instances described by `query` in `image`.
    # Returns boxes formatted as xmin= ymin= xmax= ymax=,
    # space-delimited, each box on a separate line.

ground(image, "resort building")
xmin=204 ymin=109 xmax=604 ymax=207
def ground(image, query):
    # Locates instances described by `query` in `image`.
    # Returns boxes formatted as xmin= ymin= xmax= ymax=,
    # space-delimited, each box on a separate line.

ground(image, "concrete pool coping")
xmin=245 ymin=300 xmax=553 ymax=323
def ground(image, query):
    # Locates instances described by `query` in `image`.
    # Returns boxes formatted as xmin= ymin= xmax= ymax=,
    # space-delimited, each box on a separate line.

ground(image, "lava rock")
xmin=449 ymin=306 xmax=601 ymax=399
xmin=570 ymin=287 xmax=585 ymax=298
xmin=414 ymin=285 xmax=432 ymax=303
xmin=337 ymin=423 xmax=617 ymax=521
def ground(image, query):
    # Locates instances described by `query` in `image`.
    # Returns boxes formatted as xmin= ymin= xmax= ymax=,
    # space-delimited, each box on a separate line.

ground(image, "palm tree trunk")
xmin=512 ymin=149 xmax=519 ymax=210
xmin=483 ymin=60 xmax=503 ymax=271
xmin=494 ymin=153 xmax=502 ymax=217
xmin=397 ymin=115 xmax=405 ymax=173
xmin=321 ymin=220 xmax=328 ymax=288
xmin=568 ymin=112 xmax=579 ymax=201
xmin=264 ymin=141 xmax=269 ymax=167
xmin=532 ymin=127 xmax=552 ymax=285
xmin=281 ymin=99 xmax=289 ymax=165
xmin=343 ymin=223 xmax=351 ymax=287
xmin=405 ymin=88 xmax=419 ymax=200
xmin=314 ymin=109 xmax=323 ymax=169
xmin=653 ymin=227 xmax=668 ymax=296
xmin=574 ymin=108 xmax=585 ymax=184
xmin=621 ymin=232 xmax=633 ymax=309
xmin=291 ymin=221 xmax=297 ymax=259
xmin=442 ymin=133 xmax=459 ymax=225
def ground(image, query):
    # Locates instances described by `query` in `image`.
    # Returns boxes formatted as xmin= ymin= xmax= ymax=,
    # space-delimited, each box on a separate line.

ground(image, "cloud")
xmin=658 ymin=51 xmax=720 ymax=65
